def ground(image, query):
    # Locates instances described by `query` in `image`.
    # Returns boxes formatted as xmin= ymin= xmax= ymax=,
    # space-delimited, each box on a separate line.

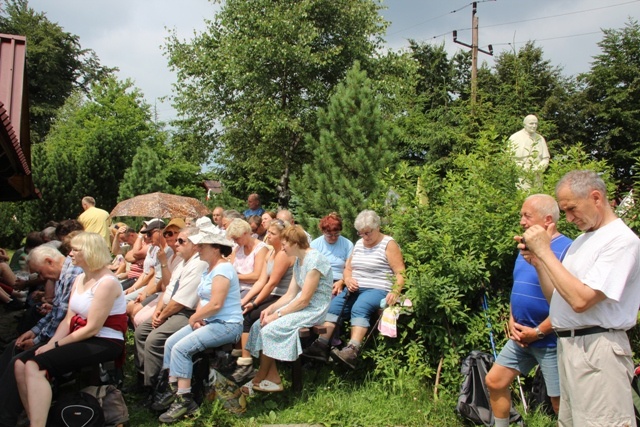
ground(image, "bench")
xmin=190 ymin=327 xmax=326 ymax=395
xmin=291 ymin=325 xmax=327 ymax=392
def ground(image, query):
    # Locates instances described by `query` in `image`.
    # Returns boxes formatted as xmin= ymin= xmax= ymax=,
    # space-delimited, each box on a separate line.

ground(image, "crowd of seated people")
xmin=0 ymin=196 xmax=406 ymax=425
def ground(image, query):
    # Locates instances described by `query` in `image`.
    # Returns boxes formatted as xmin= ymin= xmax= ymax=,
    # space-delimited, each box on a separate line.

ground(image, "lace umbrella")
xmin=109 ymin=192 xmax=210 ymax=218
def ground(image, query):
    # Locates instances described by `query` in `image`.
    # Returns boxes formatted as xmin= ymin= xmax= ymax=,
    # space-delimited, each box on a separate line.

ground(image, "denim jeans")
xmin=324 ymin=287 xmax=387 ymax=328
xmin=163 ymin=320 xmax=242 ymax=379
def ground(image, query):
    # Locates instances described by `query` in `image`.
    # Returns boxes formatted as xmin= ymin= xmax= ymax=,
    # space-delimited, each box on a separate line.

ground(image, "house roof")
xmin=0 ymin=33 xmax=38 ymax=201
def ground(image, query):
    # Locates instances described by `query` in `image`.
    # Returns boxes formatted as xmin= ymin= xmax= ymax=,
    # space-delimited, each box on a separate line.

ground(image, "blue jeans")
xmin=324 ymin=288 xmax=387 ymax=328
xmin=163 ymin=320 xmax=241 ymax=379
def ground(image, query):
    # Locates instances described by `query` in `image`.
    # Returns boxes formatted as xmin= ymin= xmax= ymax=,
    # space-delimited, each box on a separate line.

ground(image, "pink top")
xmin=233 ymin=241 xmax=267 ymax=291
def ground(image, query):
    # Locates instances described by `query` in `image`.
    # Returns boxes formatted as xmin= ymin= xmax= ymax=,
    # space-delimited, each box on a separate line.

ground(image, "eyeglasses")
xmin=176 ymin=238 xmax=188 ymax=245
xmin=163 ymin=230 xmax=176 ymax=237
xmin=144 ymin=229 xmax=159 ymax=236
xmin=357 ymin=230 xmax=374 ymax=237
xmin=323 ymin=229 xmax=341 ymax=237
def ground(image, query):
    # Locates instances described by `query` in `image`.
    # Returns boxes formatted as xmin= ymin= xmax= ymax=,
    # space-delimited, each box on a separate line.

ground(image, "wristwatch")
xmin=277 ymin=309 xmax=282 ymax=318
xmin=534 ymin=326 xmax=545 ymax=339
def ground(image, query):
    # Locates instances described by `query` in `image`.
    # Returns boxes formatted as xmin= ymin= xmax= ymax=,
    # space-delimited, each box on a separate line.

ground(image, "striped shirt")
xmin=351 ymin=235 xmax=396 ymax=292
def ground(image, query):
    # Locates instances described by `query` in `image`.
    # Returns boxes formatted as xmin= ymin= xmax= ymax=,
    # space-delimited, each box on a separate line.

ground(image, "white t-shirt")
xmin=550 ymin=218 xmax=640 ymax=330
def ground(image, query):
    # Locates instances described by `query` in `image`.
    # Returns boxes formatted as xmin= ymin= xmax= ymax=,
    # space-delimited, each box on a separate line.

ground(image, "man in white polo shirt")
xmin=521 ymin=170 xmax=640 ymax=426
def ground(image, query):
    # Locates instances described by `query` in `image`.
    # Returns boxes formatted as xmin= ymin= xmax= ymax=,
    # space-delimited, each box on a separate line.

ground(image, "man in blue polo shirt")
xmin=243 ymin=193 xmax=265 ymax=218
xmin=485 ymin=194 xmax=572 ymax=426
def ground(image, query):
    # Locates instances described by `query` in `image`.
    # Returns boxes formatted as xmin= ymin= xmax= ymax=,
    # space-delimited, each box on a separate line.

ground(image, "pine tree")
xmin=293 ymin=62 xmax=395 ymax=241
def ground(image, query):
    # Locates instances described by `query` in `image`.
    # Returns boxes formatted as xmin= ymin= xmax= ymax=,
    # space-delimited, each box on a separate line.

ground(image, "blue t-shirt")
xmin=243 ymin=208 xmax=265 ymax=218
xmin=198 ymin=262 xmax=243 ymax=324
xmin=310 ymin=235 xmax=354 ymax=280
xmin=510 ymin=234 xmax=572 ymax=348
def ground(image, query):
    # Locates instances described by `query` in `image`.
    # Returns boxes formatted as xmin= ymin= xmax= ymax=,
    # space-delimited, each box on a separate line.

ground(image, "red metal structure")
xmin=0 ymin=33 xmax=37 ymax=201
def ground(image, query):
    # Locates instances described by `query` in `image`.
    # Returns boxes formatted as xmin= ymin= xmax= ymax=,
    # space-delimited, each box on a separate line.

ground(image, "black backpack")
xmin=47 ymin=391 xmax=105 ymax=427
xmin=82 ymin=385 xmax=129 ymax=427
xmin=456 ymin=350 xmax=522 ymax=426
xmin=528 ymin=365 xmax=554 ymax=416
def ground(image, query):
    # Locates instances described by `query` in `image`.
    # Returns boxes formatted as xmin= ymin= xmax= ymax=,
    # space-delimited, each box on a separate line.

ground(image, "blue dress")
xmin=247 ymin=250 xmax=333 ymax=361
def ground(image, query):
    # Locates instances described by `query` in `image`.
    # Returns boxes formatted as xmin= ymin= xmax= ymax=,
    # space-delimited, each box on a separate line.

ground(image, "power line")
xmin=481 ymin=0 xmax=640 ymax=30
xmin=405 ymin=0 xmax=640 ymax=43
xmin=489 ymin=30 xmax=604 ymax=50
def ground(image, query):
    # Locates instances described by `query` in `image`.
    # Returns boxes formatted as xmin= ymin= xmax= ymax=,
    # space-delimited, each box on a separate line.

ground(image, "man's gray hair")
xmin=556 ymin=170 xmax=607 ymax=199
xmin=28 ymin=245 xmax=65 ymax=267
xmin=354 ymin=210 xmax=381 ymax=231
xmin=525 ymin=194 xmax=560 ymax=222
xmin=223 ymin=209 xmax=243 ymax=220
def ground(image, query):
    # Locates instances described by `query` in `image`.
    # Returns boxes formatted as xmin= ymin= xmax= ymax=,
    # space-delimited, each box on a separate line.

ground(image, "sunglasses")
xmin=163 ymin=230 xmax=176 ymax=237
xmin=176 ymin=238 xmax=188 ymax=245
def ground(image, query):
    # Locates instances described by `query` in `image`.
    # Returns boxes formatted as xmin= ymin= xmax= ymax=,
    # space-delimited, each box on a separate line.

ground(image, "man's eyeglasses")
xmin=176 ymin=238 xmax=188 ymax=245
xmin=323 ymin=229 xmax=341 ymax=237
xmin=163 ymin=230 xmax=176 ymax=238
xmin=145 ymin=229 xmax=159 ymax=237
xmin=357 ymin=230 xmax=374 ymax=237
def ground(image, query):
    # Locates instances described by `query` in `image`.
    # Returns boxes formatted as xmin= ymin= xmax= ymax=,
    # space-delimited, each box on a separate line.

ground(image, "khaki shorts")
xmin=557 ymin=330 xmax=635 ymax=426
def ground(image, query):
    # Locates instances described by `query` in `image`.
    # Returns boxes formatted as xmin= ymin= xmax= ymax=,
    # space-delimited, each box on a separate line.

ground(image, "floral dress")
xmin=246 ymin=250 xmax=332 ymax=361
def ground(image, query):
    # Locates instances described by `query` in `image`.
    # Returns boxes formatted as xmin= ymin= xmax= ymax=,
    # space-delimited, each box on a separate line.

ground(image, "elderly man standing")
xmin=485 ymin=195 xmax=572 ymax=426
xmin=244 ymin=193 xmax=265 ymax=218
xmin=133 ymin=226 xmax=208 ymax=406
xmin=78 ymin=196 xmax=111 ymax=246
xmin=0 ymin=245 xmax=83 ymax=427
xmin=521 ymin=170 xmax=640 ymax=426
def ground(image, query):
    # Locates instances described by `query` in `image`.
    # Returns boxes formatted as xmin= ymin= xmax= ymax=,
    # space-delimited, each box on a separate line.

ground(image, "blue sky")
xmin=25 ymin=0 xmax=640 ymax=123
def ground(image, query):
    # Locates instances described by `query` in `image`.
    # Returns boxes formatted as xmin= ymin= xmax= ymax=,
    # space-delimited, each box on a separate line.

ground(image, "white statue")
xmin=509 ymin=115 xmax=550 ymax=172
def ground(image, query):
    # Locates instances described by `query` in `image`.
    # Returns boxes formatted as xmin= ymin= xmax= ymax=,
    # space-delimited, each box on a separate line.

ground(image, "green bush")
xmin=368 ymin=132 xmax=612 ymax=392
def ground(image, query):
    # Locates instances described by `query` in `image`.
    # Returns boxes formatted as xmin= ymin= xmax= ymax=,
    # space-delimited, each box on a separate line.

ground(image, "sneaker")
xmin=151 ymin=382 xmax=177 ymax=412
xmin=230 ymin=363 xmax=257 ymax=384
xmin=301 ymin=339 xmax=330 ymax=362
xmin=158 ymin=393 xmax=198 ymax=424
xmin=330 ymin=344 xmax=359 ymax=369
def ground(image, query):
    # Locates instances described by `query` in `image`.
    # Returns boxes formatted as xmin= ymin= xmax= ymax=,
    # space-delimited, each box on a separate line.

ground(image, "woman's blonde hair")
xmin=225 ymin=218 xmax=251 ymax=239
xmin=70 ymin=232 xmax=112 ymax=271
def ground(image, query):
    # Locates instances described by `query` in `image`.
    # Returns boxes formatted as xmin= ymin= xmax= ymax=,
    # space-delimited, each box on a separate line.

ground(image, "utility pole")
xmin=453 ymin=1 xmax=493 ymax=106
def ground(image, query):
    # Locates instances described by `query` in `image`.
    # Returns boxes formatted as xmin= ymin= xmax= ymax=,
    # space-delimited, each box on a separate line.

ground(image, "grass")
xmin=123 ymin=356 xmax=556 ymax=427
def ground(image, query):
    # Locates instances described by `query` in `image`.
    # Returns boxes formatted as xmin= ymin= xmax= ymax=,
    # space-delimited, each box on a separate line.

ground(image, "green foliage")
xmin=363 ymin=134 xmax=613 ymax=391
xmin=0 ymin=0 xmax=114 ymax=142
xmin=118 ymin=145 xmax=170 ymax=201
xmin=16 ymin=77 xmax=163 ymax=227
xmin=576 ymin=18 xmax=640 ymax=187
xmin=165 ymin=0 xmax=387 ymax=206
xmin=292 ymin=62 xmax=396 ymax=241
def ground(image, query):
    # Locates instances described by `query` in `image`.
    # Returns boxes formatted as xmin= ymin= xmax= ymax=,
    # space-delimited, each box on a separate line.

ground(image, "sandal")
xmin=253 ymin=379 xmax=284 ymax=393
xmin=240 ymin=380 xmax=256 ymax=396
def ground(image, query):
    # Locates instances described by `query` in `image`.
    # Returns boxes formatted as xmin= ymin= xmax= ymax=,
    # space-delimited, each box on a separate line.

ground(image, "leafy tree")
xmin=576 ymin=19 xmax=640 ymax=187
xmin=476 ymin=42 xmax=568 ymax=141
xmin=118 ymin=145 xmax=170 ymax=200
xmin=165 ymin=0 xmax=387 ymax=206
xmin=26 ymin=77 xmax=162 ymax=224
xmin=0 ymin=0 xmax=114 ymax=142
xmin=292 ymin=62 xmax=395 ymax=240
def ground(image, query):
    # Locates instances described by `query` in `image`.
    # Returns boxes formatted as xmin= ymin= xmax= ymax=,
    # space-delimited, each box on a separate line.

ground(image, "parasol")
xmin=109 ymin=192 xmax=210 ymax=219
